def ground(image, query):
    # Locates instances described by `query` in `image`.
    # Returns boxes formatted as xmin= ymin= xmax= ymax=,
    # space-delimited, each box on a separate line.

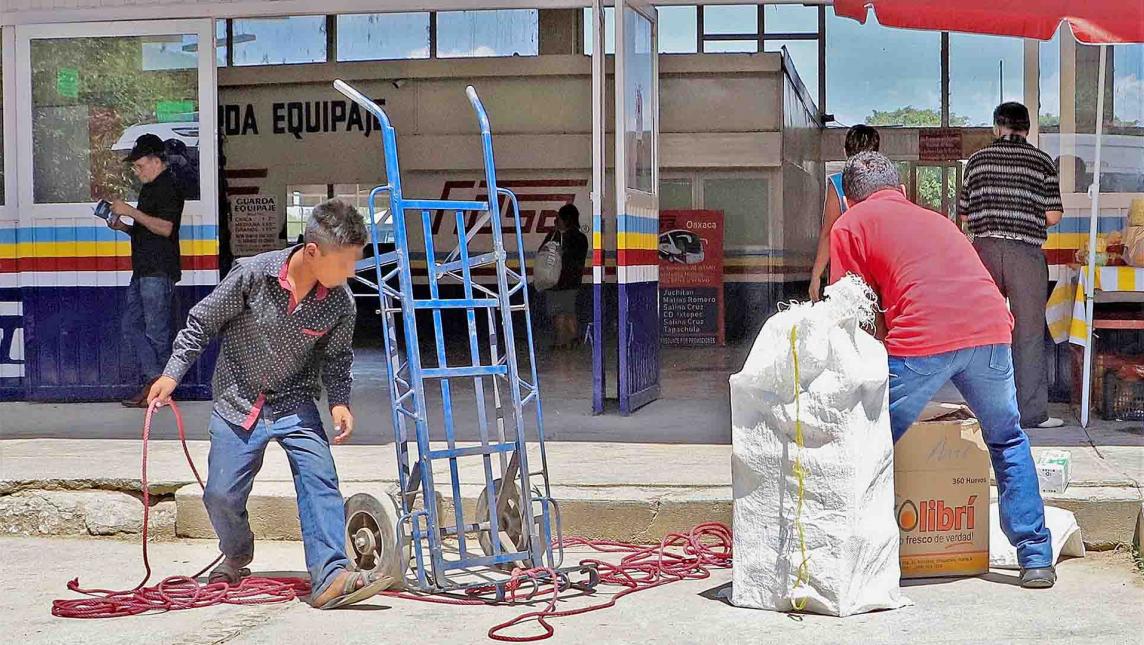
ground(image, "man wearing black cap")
xmin=108 ymin=133 xmax=185 ymax=407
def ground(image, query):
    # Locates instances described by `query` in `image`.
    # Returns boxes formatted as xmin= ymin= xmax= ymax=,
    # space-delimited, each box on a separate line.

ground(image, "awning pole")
xmin=1080 ymin=43 xmax=1108 ymax=428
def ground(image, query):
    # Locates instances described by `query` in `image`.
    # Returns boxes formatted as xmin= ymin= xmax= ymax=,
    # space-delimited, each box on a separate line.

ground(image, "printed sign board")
xmin=659 ymin=210 xmax=724 ymax=346
xmin=229 ymin=195 xmax=282 ymax=257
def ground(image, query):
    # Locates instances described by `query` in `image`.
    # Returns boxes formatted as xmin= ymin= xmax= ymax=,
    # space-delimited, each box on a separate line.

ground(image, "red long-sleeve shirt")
xmin=829 ymin=189 xmax=1013 ymax=357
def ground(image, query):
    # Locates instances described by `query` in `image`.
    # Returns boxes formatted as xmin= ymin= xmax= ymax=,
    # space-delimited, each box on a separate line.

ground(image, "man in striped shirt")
xmin=958 ymin=102 xmax=1065 ymax=429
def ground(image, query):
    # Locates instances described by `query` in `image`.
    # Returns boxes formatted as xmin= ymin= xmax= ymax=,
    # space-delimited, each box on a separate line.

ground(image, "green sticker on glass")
xmin=156 ymin=100 xmax=196 ymax=123
xmin=57 ymin=68 xmax=79 ymax=99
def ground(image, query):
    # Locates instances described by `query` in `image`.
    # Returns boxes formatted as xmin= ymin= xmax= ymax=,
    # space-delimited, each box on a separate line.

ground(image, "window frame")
xmin=14 ymin=19 xmax=218 ymax=220
xmin=0 ymin=27 xmax=15 ymax=220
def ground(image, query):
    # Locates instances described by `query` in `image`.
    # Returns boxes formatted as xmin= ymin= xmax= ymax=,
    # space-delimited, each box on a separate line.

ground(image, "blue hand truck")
xmin=332 ymin=80 xmax=596 ymax=599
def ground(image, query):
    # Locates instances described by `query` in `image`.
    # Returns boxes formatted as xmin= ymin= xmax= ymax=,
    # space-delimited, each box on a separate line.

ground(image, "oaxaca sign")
xmin=658 ymin=210 xmax=725 ymax=347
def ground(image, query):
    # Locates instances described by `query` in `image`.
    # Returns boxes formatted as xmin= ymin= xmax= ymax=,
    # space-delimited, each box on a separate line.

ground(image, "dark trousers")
xmin=973 ymin=237 xmax=1050 ymax=426
xmin=122 ymin=275 xmax=175 ymax=383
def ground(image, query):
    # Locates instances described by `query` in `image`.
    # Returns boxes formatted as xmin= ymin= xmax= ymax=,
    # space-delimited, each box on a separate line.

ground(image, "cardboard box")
xmin=894 ymin=404 xmax=991 ymax=579
xmin=1036 ymin=449 xmax=1072 ymax=494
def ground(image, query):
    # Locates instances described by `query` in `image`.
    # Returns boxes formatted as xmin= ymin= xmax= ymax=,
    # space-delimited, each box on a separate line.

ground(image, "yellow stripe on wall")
xmin=8 ymin=240 xmax=218 ymax=257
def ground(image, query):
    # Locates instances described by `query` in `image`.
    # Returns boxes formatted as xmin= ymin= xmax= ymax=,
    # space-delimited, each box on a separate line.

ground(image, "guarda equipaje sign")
xmin=218 ymin=97 xmax=388 ymax=140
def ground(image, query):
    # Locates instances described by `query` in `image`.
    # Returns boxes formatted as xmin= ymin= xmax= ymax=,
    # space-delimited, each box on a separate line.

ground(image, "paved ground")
xmin=6 ymin=536 xmax=1143 ymax=645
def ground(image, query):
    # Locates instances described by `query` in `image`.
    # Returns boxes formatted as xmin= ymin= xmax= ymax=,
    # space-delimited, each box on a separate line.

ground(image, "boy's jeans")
xmin=204 ymin=402 xmax=349 ymax=596
xmin=888 ymin=344 xmax=1053 ymax=569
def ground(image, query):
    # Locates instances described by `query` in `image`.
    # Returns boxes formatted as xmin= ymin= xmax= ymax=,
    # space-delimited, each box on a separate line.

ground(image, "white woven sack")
xmin=730 ymin=275 xmax=910 ymax=617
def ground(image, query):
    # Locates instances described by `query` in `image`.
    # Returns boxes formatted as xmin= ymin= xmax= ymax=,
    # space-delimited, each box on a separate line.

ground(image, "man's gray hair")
xmin=304 ymin=198 xmax=369 ymax=248
xmin=842 ymin=151 xmax=901 ymax=204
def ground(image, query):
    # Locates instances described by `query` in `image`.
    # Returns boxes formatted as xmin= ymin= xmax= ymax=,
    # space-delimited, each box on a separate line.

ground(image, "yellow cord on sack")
xmin=789 ymin=326 xmax=810 ymax=612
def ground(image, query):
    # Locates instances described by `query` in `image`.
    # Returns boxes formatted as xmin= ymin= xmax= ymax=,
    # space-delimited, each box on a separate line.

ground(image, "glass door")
xmin=614 ymin=0 xmax=660 ymax=415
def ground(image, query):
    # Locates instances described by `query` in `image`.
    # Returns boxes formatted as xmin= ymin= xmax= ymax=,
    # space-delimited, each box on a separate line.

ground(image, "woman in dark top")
xmin=540 ymin=204 xmax=589 ymax=349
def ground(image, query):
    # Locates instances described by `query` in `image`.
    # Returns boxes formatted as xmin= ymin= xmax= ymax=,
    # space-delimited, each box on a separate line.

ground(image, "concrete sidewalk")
xmin=2 ymin=420 xmax=1140 ymax=547
xmin=7 ymin=536 xmax=1144 ymax=645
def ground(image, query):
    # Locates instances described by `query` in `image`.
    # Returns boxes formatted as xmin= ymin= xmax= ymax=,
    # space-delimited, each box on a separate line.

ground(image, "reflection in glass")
xmin=624 ymin=8 xmax=655 ymax=194
xmin=1043 ymin=43 xmax=1144 ymax=194
xmin=437 ymin=10 xmax=538 ymax=58
xmin=31 ymin=35 xmax=201 ymax=204
xmin=581 ymin=7 xmax=615 ymax=55
xmin=337 ymin=13 xmax=430 ymax=61
xmin=232 ymin=16 xmax=327 ymax=66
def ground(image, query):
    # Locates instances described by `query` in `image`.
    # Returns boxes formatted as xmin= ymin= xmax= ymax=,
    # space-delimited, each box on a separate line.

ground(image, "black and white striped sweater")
xmin=957 ymin=135 xmax=1064 ymax=246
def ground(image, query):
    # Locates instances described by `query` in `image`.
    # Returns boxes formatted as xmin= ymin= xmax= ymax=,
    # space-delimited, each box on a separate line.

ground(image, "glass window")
xmin=703 ymin=177 xmax=769 ymax=247
xmin=337 ymin=13 xmax=430 ymax=61
xmin=285 ymin=185 xmax=329 ymax=242
xmin=949 ymin=33 xmax=1024 ymax=126
xmin=30 ymin=35 xmax=201 ymax=204
xmin=437 ymin=10 xmax=538 ymax=58
xmin=767 ymin=40 xmax=819 ymax=99
xmin=623 ymin=7 xmax=655 ymax=194
xmin=763 ymin=5 xmax=818 ymax=35
xmin=141 ymin=35 xmax=199 ymax=71
xmin=703 ymin=5 xmax=757 ymax=35
xmin=1111 ymin=44 xmax=1144 ymax=127
xmin=232 ymin=16 xmax=327 ymax=66
xmin=333 ymin=183 xmax=394 ymax=243
xmin=1 ymin=47 xmax=5 ymax=205
xmin=1038 ymin=28 xmax=1062 ymax=132
xmin=658 ymin=6 xmax=697 ymax=54
xmin=216 ymin=20 xmax=228 ymax=67
xmin=582 ymin=7 xmax=615 ymax=55
xmin=660 ymin=179 xmax=693 ymax=210
xmin=826 ymin=9 xmax=940 ymax=127
xmin=1072 ymin=43 xmax=1144 ymax=193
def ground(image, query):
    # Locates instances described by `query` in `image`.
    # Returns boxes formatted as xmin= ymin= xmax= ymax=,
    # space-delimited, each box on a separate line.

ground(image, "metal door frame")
xmin=614 ymin=0 xmax=660 ymax=415
xmin=590 ymin=0 xmax=607 ymax=415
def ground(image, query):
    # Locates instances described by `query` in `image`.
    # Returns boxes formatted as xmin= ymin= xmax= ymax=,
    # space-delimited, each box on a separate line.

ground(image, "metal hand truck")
xmin=332 ymin=80 xmax=596 ymax=599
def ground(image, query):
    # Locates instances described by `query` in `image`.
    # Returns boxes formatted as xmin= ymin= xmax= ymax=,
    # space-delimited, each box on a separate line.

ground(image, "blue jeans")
xmin=889 ymin=344 xmax=1053 ymax=569
xmin=123 ymin=275 xmax=175 ymax=382
xmin=204 ymin=403 xmax=349 ymax=596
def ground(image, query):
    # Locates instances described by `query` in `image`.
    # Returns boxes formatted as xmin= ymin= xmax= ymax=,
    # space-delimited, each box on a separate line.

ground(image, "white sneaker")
xmin=1036 ymin=417 xmax=1065 ymax=429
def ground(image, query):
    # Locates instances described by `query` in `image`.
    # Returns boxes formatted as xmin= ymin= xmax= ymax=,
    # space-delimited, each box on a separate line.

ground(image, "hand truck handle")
xmin=334 ymin=79 xmax=393 ymax=132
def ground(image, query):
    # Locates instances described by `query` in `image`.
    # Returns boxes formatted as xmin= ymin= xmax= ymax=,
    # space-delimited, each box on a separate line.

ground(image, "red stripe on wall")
xmin=616 ymin=249 xmax=659 ymax=266
xmin=227 ymin=186 xmax=262 ymax=195
xmin=11 ymin=255 xmax=217 ymax=272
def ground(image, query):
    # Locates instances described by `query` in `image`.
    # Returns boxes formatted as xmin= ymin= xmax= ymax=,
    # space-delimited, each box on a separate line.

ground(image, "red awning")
xmin=833 ymin=0 xmax=1144 ymax=44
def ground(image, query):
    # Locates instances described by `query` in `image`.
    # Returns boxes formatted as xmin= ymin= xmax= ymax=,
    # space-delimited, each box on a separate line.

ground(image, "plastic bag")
xmin=532 ymin=237 xmax=563 ymax=291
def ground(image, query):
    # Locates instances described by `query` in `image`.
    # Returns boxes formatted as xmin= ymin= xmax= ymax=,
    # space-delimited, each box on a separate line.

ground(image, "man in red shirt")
xmin=829 ymin=152 xmax=1055 ymax=588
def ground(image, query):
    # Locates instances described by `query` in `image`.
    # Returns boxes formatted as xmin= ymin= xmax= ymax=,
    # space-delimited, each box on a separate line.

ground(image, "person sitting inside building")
xmin=959 ymin=102 xmax=1065 ymax=429
xmin=829 ymin=152 xmax=1056 ymax=589
xmin=809 ymin=124 xmax=881 ymax=302
xmin=147 ymin=199 xmax=391 ymax=609
xmin=539 ymin=204 xmax=589 ymax=349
